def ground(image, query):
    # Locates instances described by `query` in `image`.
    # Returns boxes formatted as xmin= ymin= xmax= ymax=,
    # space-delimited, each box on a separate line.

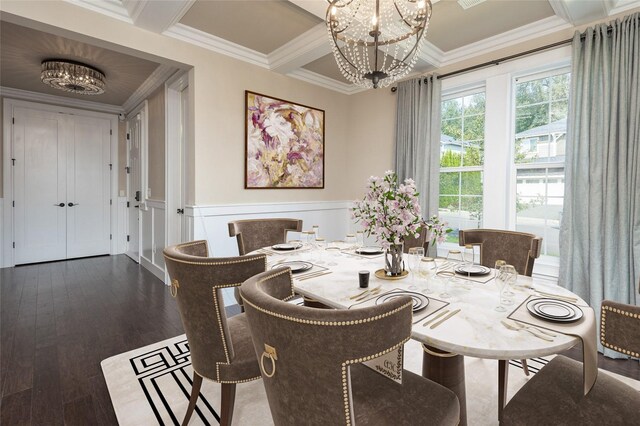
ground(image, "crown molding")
xmin=122 ymin=0 xmax=145 ymax=22
xmin=122 ymin=64 xmax=179 ymax=113
xmin=609 ymin=0 xmax=640 ymax=15
xmin=286 ymin=69 xmax=365 ymax=96
xmin=418 ymin=40 xmax=445 ymax=68
xmin=163 ymin=23 xmax=269 ymax=69
xmin=0 ymin=86 xmax=124 ymax=114
xmin=440 ymin=16 xmax=572 ymax=67
xmin=64 ymin=0 xmax=133 ymax=24
xmin=268 ymin=24 xmax=332 ymax=73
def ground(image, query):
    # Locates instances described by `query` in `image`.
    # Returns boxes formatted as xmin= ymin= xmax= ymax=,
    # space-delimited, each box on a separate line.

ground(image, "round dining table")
xmin=257 ymin=243 xmax=586 ymax=426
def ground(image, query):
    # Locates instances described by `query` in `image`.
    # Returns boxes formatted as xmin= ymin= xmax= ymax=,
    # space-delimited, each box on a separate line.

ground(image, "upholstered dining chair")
xmin=228 ymin=218 xmax=303 ymax=309
xmin=458 ymin=229 xmax=542 ymax=412
xmin=501 ymin=300 xmax=640 ymax=425
xmin=458 ymin=229 xmax=542 ymax=277
xmin=163 ymin=240 xmax=267 ymax=426
xmin=403 ymin=227 xmax=428 ymax=253
xmin=240 ymin=267 xmax=461 ymax=426
xmin=228 ymin=218 xmax=303 ymax=256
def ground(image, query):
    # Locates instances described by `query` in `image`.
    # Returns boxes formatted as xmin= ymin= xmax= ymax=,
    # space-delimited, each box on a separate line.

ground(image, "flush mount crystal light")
xmin=40 ymin=60 xmax=106 ymax=95
xmin=326 ymin=0 xmax=432 ymax=89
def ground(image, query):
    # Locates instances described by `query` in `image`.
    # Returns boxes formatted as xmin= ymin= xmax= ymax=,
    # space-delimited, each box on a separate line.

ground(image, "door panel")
xmin=13 ymin=107 xmax=67 ymax=264
xmin=66 ymin=116 xmax=111 ymax=258
xmin=126 ymin=114 xmax=142 ymax=262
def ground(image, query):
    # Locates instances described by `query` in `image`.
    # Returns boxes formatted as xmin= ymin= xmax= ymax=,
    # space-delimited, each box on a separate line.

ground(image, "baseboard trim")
xmin=140 ymin=256 xmax=166 ymax=283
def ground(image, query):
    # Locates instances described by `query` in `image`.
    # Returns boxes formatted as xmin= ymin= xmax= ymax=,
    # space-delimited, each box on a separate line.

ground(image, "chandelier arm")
xmin=393 ymin=0 xmax=429 ymax=29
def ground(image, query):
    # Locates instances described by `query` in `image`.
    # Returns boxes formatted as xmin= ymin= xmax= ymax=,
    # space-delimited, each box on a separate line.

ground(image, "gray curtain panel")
xmin=559 ymin=13 xmax=639 ymax=356
xmin=394 ymin=76 xmax=441 ymax=218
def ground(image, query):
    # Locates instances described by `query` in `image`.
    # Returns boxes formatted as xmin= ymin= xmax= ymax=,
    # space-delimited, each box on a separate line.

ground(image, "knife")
xmin=430 ymin=309 xmax=461 ymax=329
xmin=422 ymin=309 xmax=449 ymax=327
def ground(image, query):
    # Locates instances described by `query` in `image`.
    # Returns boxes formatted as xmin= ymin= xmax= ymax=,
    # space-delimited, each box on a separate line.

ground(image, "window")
xmin=514 ymin=72 xmax=570 ymax=257
xmin=439 ymin=91 xmax=485 ymax=243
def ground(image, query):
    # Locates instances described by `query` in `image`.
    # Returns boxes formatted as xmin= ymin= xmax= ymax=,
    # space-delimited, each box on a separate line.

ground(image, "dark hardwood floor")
xmin=0 ymin=255 xmax=637 ymax=425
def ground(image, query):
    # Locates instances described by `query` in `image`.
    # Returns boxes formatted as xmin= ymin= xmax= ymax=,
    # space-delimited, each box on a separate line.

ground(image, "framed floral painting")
xmin=245 ymin=91 xmax=325 ymax=189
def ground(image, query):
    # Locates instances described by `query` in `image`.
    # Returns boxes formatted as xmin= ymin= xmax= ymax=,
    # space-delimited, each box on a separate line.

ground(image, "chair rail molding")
xmin=186 ymin=200 xmax=354 ymax=257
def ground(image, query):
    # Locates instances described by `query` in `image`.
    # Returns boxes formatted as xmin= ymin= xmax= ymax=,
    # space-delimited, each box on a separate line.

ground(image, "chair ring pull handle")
xmin=170 ymin=279 xmax=179 ymax=297
xmin=260 ymin=352 xmax=276 ymax=378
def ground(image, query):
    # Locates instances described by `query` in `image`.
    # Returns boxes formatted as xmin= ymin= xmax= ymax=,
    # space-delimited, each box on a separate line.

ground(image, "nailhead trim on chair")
xmin=600 ymin=305 xmax=640 ymax=358
xmin=164 ymin=254 xmax=267 ymax=266
xmin=341 ymin=337 xmax=411 ymax=425
xmin=243 ymin=299 xmax=413 ymax=326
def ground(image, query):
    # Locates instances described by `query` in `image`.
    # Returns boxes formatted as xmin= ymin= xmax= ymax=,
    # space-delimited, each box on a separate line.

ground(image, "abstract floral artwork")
xmin=245 ymin=91 xmax=324 ymax=188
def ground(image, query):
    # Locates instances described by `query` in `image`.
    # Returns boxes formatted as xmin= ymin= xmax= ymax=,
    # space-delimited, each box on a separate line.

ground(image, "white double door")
xmin=12 ymin=106 xmax=111 ymax=264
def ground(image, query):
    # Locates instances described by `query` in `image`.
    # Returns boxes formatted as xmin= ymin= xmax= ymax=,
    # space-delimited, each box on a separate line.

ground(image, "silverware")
xmin=296 ymin=270 xmax=327 ymax=280
xmin=501 ymin=320 xmax=554 ymax=341
xmin=422 ymin=309 xmax=449 ymax=327
xmin=349 ymin=285 xmax=381 ymax=300
xmin=503 ymin=319 xmax=557 ymax=337
xmin=430 ymin=309 xmax=461 ymax=329
xmin=297 ymin=271 xmax=332 ymax=281
xmin=353 ymin=287 xmax=382 ymax=302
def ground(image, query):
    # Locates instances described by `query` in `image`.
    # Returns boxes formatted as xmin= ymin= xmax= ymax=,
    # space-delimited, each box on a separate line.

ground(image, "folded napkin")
xmin=508 ymin=295 xmax=597 ymax=395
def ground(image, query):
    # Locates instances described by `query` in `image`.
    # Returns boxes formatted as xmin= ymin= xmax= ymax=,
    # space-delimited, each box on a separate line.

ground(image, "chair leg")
xmin=521 ymin=359 xmax=530 ymax=376
xmin=182 ymin=372 xmax=203 ymax=426
xmin=220 ymin=383 xmax=237 ymax=426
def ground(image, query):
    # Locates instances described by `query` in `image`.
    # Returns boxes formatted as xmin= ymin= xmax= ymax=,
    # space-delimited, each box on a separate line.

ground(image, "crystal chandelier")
xmin=41 ymin=60 xmax=106 ymax=95
xmin=326 ymin=0 xmax=432 ymax=89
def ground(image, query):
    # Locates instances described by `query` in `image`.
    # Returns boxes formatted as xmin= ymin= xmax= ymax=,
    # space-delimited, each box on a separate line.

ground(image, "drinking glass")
xmin=495 ymin=259 xmax=513 ymax=299
xmin=419 ymin=257 xmax=436 ymax=294
xmin=437 ymin=270 xmax=455 ymax=299
xmin=312 ymin=225 xmax=320 ymax=239
xmin=408 ymin=247 xmax=424 ymax=290
xmin=500 ymin=264 xmax=517 ymax=305
xmin=494 ymin=268 xmax=508 ymax=312
xmin=446 ymin=249 xmax=463 ymax=264
xmin=356 ymin=231 xmax=364 ymax=248
xmin=315 ymin=238 xmax=326 ymax=264
xmin=345 ymin=234 xmax=357 ymax=249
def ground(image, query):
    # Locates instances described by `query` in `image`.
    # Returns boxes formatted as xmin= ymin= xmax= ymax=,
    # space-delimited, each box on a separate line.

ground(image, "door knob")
xmin=68 ymin=202 xmax=79 ymax=207
xmin=54 ymin=203 xmax=65 ymax=207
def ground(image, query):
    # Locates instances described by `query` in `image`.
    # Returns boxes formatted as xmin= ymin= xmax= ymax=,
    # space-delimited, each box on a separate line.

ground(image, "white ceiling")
xmin=19 ymin=0 xmax=640 ymax=96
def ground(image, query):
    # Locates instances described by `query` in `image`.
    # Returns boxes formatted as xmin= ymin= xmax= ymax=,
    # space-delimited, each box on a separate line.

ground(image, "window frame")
xmin=436 ymin=48 xmax=572 ymax=278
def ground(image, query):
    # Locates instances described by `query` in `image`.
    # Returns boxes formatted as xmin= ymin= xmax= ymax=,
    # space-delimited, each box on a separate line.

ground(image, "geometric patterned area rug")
xmin=101 ymin=334 xmax=640 ymax=426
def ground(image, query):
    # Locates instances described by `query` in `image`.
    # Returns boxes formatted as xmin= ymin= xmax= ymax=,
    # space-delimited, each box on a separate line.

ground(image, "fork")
xmin=501 ymin=320 xmax=554 ymax=341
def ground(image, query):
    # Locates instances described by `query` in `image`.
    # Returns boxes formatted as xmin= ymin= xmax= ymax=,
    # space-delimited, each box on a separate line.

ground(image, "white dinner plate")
xmin=526 ymin=298 xmax=584 ymax=323
xmin=272 ymin=261 xmax=313 ymax=273
xmin=376 ymin=291 xmax=429 ymax=313
xmin=454 ymin=264 xmax=491 ymax=276
xmin=355 ymin=246 xmax=384 ymax=255
xmin=271 ymin=243 xmax=303 ymax=251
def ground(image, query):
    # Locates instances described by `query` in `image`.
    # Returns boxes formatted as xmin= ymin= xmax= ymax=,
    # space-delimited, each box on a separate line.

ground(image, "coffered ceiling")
xmin=10 ymin=0 xmax=640 ymax=97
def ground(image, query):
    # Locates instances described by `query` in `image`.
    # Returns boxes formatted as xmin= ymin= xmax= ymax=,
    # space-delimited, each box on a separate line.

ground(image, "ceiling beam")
xmin=549 ymin=0 xmax=614 ymax=25
xmin=121 ymin=0 xmax=195 ymax=33
xmin=268 ymin=24 xmax=332 ymax=74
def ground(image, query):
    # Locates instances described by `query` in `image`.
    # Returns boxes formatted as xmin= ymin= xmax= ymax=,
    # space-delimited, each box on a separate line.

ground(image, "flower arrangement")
xmin=423 ymin=215 xmax=452 ymax=245
xmin=352 ymin=171 xmax=422 ymax=250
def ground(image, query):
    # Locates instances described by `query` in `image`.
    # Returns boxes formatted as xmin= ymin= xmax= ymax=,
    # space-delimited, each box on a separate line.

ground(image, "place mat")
xmin=508 ymin=295 xmax=597 ymax=395
xmin=292 ymin=263 xmax=329 ymax=279
xmin=257 ymin=245 xmax=312 ymax=256
xmin=348 ymin=288 xmax=449 ymax=324
xmin=340 ymin=249 xmax=385 ymax=259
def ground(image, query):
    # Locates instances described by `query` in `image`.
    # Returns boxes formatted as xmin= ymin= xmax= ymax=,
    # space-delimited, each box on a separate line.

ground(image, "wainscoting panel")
xmin=140 ymin=200 xmax=166 ymax=282
xmin=0 ymin=198 xmax=4 ymax=267
xmin=116 ymin=197 xmax=127 ymax=255
xmin=188 ymin=201 xmax=354 ymax=257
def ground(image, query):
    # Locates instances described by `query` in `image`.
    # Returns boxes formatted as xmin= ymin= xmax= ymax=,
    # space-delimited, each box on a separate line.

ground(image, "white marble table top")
xmin=257 ymin=244 xmax=585 ymax=360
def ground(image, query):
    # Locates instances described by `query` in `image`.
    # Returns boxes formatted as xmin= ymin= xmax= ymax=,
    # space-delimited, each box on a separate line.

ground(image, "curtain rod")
xmin=390 ymin=24 xmax=613 ymax=92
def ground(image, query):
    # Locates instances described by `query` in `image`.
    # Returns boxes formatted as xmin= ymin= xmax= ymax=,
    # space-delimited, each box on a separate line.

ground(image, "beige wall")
xmin=146 ymin=86 xmax=165 ymax=200
xmin=1 ymin=1 xmax=351 ymax=206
